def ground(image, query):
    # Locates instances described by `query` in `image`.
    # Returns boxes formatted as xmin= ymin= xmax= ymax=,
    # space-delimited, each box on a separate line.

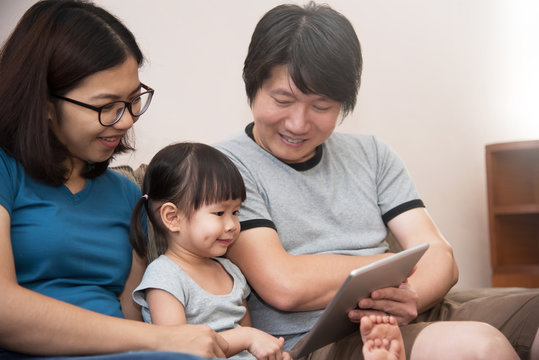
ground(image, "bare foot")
xmin=361 ymin=315 xmax=405 ymax=360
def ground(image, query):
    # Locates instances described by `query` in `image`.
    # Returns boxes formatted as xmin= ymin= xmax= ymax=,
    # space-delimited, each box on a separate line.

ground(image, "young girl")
xmin=130 ymin=142 xmax=291 ymax=360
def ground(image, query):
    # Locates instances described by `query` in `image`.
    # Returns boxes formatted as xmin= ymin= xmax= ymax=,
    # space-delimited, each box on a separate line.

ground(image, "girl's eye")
xmin=233 ymin=210 xmax=240 ymax=216
xmin=213 ymin=211 xmax=224 ymax=216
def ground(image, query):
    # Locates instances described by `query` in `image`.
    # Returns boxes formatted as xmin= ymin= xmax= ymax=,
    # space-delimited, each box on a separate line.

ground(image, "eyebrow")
xmin=271 ymin=88 xmax=332 ymax=102
xmin=89 ymin=83 xmax=142 ymax=101
xmin=270 ymin=89 xmax=296 ymax=97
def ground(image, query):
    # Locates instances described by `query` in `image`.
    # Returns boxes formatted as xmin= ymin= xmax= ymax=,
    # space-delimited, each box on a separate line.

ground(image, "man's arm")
xmin=227 ymin=227 xmax=391 ymax=312
xmin=388 ymin=207 xmax=459 ymax=311
xmin=353 ymin=207 xmax=459 ymax=325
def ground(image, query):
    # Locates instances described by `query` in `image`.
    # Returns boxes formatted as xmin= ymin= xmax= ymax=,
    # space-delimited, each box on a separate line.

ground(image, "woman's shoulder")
xmin=0 ymin=148 xmax=25 ymax=197
xmin=0 ymin=148 xmax=21 ymax=171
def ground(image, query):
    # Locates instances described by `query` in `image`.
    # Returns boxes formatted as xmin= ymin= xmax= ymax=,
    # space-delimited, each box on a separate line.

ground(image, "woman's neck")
xmin=63 ymin=157 xmax=86 ymax=193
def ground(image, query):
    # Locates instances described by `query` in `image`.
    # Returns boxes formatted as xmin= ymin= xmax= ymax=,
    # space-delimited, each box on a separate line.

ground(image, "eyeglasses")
xmin=52 ymin=83 xmax=154 ymax=126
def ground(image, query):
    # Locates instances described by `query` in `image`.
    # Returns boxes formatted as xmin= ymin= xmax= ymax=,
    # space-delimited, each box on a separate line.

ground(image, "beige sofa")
xmin=111 ymin=164 xmax=524 ymax=305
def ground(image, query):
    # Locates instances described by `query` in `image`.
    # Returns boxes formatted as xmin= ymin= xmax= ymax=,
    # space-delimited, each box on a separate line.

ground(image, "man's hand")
xmin=348 ymin=280 xmax=419 ymax=326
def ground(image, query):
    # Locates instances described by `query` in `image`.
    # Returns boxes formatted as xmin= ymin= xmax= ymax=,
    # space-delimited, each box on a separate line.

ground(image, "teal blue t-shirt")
xmin=0 ymin=149 xmax=141 ymax=317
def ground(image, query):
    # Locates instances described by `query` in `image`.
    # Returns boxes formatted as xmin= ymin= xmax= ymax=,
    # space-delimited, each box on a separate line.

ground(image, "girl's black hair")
xmin=130 ymin=142 xmax=246 ymax=261
xmin=0 ymin=0 xmax=144 ymax=185
xmin=243 ymin=1 xmax=362 ymax=118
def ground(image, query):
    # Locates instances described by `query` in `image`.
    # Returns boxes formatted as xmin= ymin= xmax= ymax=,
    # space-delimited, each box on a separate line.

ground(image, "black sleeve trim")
xmin=240 ymin=219 xmax=277 ymax=232
xmin=382 ymin=199 xmax=425 ymax=225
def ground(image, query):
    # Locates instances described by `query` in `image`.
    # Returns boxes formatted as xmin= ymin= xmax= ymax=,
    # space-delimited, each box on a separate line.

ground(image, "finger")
xmin=370 ymin=286 xmax=406 ymax=301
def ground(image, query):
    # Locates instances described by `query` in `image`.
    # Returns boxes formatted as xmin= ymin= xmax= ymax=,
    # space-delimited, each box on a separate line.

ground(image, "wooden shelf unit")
xmin=485 ymin=140 xmax=539 ymax=287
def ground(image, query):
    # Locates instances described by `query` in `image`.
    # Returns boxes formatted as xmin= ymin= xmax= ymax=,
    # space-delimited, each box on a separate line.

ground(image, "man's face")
xmin=251 ymin=65 xmax=341 ymax=164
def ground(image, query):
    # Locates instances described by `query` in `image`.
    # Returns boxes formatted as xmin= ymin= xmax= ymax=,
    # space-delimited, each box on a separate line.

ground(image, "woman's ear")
xmin=160 ymin=202 xmax=182 ymax=232
xmin=46 ymin=100 xmax=59 ymax=129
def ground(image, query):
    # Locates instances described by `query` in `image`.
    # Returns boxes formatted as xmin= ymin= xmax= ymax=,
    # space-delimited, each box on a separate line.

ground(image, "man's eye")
xmin=273 ymin=97 xmax=292 ymax=106
xmin=313 ymin=104 xmax=331 ymax=111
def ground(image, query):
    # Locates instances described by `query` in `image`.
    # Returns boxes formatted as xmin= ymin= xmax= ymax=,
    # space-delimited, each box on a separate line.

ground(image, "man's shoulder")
xmin=214 ymin=130 xmax=251 ymax=153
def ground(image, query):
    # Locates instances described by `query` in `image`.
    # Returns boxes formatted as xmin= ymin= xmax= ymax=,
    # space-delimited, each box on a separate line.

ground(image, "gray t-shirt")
xmin=215 ymin=125 xmax=423 ymax=349
xmin=133 ymin=255 xmax=252 ymax=358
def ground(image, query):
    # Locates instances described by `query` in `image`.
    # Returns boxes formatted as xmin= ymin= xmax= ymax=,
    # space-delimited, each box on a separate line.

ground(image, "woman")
xmin=0 ymin=1 xmax=226 ymax=358
xmin=215 ymin=2 xmax=538 ymax=359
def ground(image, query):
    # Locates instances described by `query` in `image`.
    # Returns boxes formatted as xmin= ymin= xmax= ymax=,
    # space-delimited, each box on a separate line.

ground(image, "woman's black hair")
xmin=0 ymin=0 xmax=144 ymax=185
xmin=243 ymin=1 xmax=362 ymax=117
xmin=130 ymin=142 xmax=246 ymax=261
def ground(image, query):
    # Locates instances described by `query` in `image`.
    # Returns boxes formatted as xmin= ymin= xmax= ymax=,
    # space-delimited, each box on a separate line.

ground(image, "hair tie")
xmin=142 ymin=194 xmax=149 ymax=200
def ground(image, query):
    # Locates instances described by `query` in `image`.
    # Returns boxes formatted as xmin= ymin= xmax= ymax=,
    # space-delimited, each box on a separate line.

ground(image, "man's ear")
xmin=160 ymin=202 xmax=182 ymax=232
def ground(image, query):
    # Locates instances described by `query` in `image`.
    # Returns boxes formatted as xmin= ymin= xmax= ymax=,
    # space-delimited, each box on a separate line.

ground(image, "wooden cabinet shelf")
xmin=486 ymin=140 xmax=539 ymax=287
xmin=493 ymin=204 xmax=539 ymax=215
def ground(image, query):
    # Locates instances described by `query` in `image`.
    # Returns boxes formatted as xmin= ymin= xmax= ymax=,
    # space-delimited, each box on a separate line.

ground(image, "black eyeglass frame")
xmin=51 ymin=83 xmax=154 ymax=127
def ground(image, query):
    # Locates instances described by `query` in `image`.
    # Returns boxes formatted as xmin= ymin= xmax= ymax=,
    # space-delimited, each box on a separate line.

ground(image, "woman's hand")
xmin=154 ymin=323 xmax=229 ymax=358
xmin=348 ymin=280 xmax=419 ymax=326
xmin=246 ymin=328 xmax=291 ymax=360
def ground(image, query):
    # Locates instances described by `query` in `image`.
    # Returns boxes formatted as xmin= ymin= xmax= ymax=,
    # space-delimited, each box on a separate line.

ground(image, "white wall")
xmin=2 ymin=0 xmax=539 ymax=289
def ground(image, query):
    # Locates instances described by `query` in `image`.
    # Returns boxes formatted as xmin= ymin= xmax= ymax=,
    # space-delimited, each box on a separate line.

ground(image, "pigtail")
xmin=130 ymin=195 xmax=148 ymax=259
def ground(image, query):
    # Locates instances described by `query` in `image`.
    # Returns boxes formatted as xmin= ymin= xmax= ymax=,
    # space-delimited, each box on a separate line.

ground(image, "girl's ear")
xmin=160 ymin=202 xmax=182 ymax=232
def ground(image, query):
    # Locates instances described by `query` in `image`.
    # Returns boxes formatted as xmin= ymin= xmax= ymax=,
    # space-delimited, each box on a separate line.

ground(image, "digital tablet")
xmin=294 ymin=242 xmax=429 ymax=358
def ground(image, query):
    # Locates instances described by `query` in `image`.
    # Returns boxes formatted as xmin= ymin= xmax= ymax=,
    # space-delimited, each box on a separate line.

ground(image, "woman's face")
xmin=251 ymin=65 xmax=341 ymax=164
xmin=50 ymin=56 xmax=141 ymax=173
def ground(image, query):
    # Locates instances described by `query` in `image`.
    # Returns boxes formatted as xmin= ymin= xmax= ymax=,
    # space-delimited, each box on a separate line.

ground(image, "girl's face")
xmin=50 ymin=56 xmax=141 ymax=174
xmin=177 ymin=198 xmax=242 ymax=259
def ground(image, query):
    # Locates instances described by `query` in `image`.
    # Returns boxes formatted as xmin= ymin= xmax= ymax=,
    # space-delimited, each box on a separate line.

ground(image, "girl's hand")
xmin=247 ymin=329 xmax=291 ymax=360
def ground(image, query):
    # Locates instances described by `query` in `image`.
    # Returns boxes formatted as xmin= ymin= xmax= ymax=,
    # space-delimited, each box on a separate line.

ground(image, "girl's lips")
xmin=216 ymin=239 xmax=233 ymax=247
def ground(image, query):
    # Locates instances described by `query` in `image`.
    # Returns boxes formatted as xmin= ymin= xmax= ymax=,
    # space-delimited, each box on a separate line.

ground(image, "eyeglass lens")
xmin=100 ymin=91 xmax=152 ymax=125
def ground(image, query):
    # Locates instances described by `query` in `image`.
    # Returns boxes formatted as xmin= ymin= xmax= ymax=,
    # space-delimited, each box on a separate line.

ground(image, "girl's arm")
xmin=224 ymin=301 xmax=290 ymax=360
xmin=0 ymin=206 xmax=227 ymax=358
xmin=148 ymin=292 xmax=289 ymax=360
xmin=146 ymin=288 xmax=188 ymax=325
xmin=219 ymin=326 xmax=288 ymax=360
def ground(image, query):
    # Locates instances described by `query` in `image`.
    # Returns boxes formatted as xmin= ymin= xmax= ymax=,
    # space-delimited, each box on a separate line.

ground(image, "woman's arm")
xmin=120 ymin=251 xmax=147 ymax=320
xmin=0 ymin=206 xmax=227 ymax=358
xmin=227 ymin=227 xmax=391 ymax=312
